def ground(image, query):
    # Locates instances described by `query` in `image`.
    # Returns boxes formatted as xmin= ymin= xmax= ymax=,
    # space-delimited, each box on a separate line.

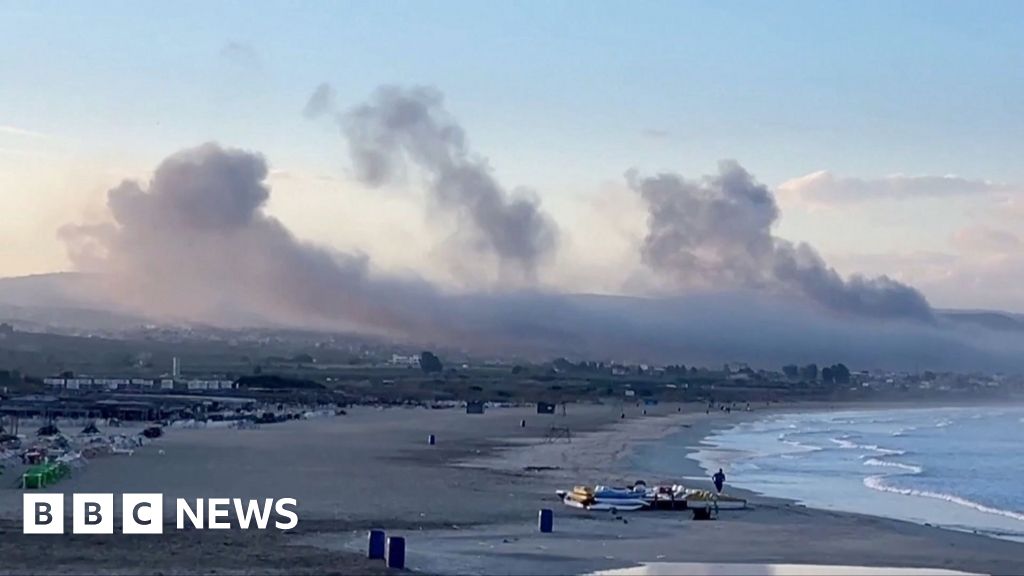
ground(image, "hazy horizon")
xmin=3 ymin=1 xmax=1023 ymax=368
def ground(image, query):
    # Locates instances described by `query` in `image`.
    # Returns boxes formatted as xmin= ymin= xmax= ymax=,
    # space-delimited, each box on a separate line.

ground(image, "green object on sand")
xmin=22 ymin=462 xmax=70 ymax=489
xmin=23 ymin=467 xmax=45 ymax=489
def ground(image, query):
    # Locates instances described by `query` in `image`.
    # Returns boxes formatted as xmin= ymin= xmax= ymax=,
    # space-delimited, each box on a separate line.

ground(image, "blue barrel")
xmin=428 ymin=434 xmax=436 ymax=445
xmin=387 ymin=536 xmax=406 ymax=569
xmin=538 ymin=509 xmax=553 ymax=533
xmin=642 ymin=409 xmax=647 ymax=415
xmin=520 ymin=419 xmax=526 ymax=428
xmin=367 ymin=529 xmax=386 ymax=559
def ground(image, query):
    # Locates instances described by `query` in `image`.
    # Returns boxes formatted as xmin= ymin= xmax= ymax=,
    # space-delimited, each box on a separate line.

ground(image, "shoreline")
xmin=2 ymin=400 xmax=1023 ymax=575
xmin=394 ymin=400 xmax=1024 ymax=575
xmin=683 ymin=402 xmax=1024 ymax=544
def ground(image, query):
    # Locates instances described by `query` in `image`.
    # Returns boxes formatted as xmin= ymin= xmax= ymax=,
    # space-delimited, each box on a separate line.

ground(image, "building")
xmin=390 ymin=354 xmax=420 ymax=367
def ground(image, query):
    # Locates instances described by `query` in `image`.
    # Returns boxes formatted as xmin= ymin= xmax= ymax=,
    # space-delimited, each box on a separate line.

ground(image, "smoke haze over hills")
xmin=0 ymin=85 xmax=1015 ymax=371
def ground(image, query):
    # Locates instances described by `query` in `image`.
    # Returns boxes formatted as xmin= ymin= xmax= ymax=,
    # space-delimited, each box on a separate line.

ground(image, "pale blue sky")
xmin=2 ymin=0 xmax=1023 ymax=309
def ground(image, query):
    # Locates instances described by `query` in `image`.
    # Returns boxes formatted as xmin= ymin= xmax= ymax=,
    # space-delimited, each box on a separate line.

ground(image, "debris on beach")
xmin=556 ymin=482 xmax=747 ymax=512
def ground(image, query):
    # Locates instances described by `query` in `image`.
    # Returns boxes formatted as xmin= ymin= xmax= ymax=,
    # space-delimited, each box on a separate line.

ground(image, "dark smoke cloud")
xmin=53 ymin=145 xmax=1022 ymax=371
xmin=631 ymin=160 xmax=934 ymax=321
xmin=307 ymin=84 xmax=558 ymax=278
xmin=59 ymin=143 xmax=443 ymax=335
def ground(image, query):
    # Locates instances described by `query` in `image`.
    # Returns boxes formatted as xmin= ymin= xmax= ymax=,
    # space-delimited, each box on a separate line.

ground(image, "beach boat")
xmin=642 ymin=484 xmax=691 ymax=510
xmin=682 ymin=489 xmax=747 ymax=510
xmin=557 ymin=485 xmax=649 ymax=511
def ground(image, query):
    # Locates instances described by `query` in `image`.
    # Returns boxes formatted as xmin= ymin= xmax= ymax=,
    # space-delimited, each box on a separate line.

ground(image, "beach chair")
xmin=42 ymin=464 xmax=60 ymax=485
xmin=23 ymin=467 xmax=45 ymax=489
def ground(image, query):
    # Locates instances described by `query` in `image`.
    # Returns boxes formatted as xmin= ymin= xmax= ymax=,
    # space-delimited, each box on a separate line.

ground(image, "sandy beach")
xmin=3 ymin=401 xmax=1024 ymax=575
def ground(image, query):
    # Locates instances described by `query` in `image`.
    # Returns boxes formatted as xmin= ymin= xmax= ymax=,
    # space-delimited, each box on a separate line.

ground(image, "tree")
xmin=419 ymin=351 xmax=443 ymax=374
xmin=782 ymin=365 xmax=799 ymax=380
xmin=821 ymin=367 xmax=834 ymax=384
xmin=800 ymin=364 xmax=818 ymax=381
xmin=833 ymin=363 xmax=851 ymax=384
xmin=552 ymin=357 xmax=574 ymax=373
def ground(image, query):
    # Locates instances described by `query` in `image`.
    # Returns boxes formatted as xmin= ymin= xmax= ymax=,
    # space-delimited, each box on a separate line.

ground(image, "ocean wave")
xmin=863 ymin=458 xmax=923 ymax=474
xmin=935 ymin=419 xmax=952 ymax=428
xmin=830 ymin=437 xmax=858 ymax=449
xmin=781 ymin=440 xmax=823 ymax=453
xmin=864 ymin=476 xmax=1024 ymax=523
xmin=871 ymin=446 xmax=906 ymax=456
xmin=828 ymin=437 xmax=906 ymax=456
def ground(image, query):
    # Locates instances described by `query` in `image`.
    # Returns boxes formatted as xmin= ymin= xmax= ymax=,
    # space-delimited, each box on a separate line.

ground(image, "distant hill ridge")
xmin=2 ymin=272 xmax=1024 ymax=334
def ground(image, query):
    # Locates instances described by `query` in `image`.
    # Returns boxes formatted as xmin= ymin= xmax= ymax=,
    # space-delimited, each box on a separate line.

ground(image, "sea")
xmin=651 ymin=405 xmax=1024 ymax=542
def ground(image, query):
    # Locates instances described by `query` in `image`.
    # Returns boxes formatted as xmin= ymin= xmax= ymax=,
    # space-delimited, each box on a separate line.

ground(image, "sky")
xmin=2 ymin=0 xmax=1023 ymax=312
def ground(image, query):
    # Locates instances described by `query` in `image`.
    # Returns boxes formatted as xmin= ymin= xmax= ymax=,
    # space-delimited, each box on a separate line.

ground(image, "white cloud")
xmin=778 ymin=170 xmax=1013 ymax=208
xmin=828 ymin=238 xmax=1024 ymax=313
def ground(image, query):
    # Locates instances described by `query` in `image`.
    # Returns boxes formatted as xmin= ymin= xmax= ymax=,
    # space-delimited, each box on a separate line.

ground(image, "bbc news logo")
xmin=24 ymin=494 xmax=298 ymax=534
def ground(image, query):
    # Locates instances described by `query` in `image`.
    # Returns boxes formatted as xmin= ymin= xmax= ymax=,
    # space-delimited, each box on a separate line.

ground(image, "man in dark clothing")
xmin=712 ymin=469 xmax=726 ymax=493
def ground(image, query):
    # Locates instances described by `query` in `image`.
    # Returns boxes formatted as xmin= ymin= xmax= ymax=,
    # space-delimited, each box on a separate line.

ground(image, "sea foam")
xmin=864 ymin=475 xmax=1024 ymax=523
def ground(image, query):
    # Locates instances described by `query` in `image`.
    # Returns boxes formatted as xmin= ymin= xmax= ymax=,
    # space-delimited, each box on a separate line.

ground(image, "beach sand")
xmin=2 ymin=402 xmax=1024 ymax=575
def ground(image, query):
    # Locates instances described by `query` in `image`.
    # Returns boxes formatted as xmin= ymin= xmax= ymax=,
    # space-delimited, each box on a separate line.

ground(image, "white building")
xmin=390 ymin=354 xmax=420 ymax=367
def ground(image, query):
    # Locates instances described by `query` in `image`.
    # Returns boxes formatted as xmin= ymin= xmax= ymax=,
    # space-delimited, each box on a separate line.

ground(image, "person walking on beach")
xmin=712 ymin=468 xmax=726 ymax=493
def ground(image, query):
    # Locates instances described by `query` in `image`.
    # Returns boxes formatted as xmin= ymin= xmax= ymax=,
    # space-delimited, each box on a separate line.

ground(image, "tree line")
xmin=782 ymin=363 xmax=851 ymax=384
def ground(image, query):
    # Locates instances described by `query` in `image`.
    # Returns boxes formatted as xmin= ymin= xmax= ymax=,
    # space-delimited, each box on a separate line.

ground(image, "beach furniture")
xmin=386 ymin=536 xmax=406 ymax=569
xmin=367 ymin=529 xmax=386 ymax=559
xmin=22 ymin=466 xmax=46 ymax=489
xmin=692 ymin=507 xmax=714 ymax=520
xmin=538 ymin=509 xmax=553 ymax=533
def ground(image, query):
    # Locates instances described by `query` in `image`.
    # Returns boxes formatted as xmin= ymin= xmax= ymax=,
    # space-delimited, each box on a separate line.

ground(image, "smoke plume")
xmin=52 ymin=145 xmax=1015 ymax=370
xmin=631 ymin=160 xmax=934 ymax=321
xmin=308 ymin=84 xmax=558 ymax=279
xmin=58 ymin=143 xmax=444 ymax=335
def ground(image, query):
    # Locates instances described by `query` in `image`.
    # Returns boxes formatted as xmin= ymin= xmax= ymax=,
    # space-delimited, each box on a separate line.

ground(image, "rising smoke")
xmin=53 ymin=136 xmax=1014 ymax=370
xmin=306 ymin=84 xmax=558 ymax=279
xmin=631 ymin=160 xmax=934 ymax=321
xmin=58 ymin=143 xmax=444 ymax=335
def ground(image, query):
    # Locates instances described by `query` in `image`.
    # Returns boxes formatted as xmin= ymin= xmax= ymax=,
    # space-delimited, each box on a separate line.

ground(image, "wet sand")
xmin=2 ymin=402 xmax=1024 ymax=575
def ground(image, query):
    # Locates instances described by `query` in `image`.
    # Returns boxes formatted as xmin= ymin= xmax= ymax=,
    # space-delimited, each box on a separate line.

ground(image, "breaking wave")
xmin=830 ymin=437 xmax=858 ymax=449
xmin=780 ymin=439 xmax=823 ymax=454
xmin=864 ymin=475 xmax=1024 ymax=523
xmin=863 ymin=458 xmax=922 ymax=474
